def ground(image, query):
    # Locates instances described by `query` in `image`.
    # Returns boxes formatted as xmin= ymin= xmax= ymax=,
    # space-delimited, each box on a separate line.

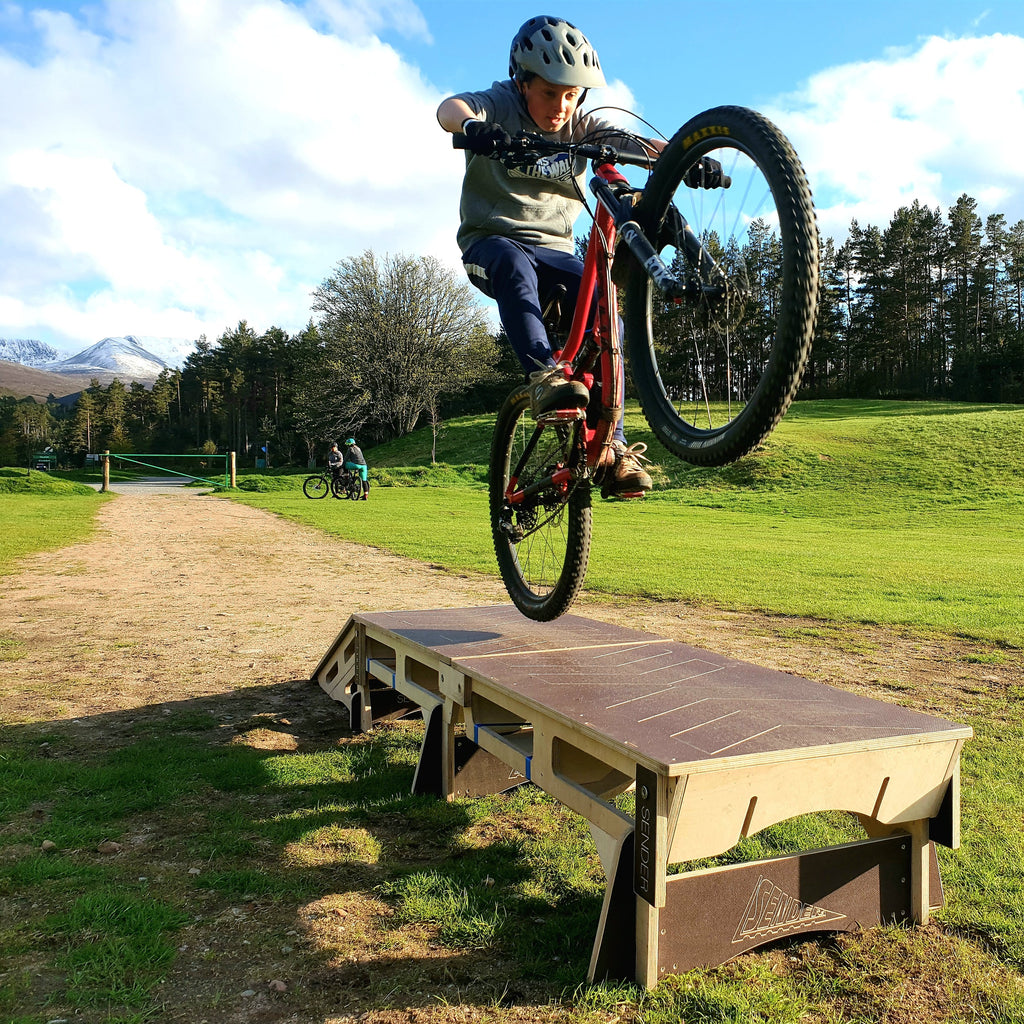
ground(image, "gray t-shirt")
xmin=450 ymin=79 xmax=641 ymax=255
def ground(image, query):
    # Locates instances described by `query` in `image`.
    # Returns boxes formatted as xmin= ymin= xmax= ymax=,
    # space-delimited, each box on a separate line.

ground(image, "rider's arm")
xmin=437 ymin=96 xmax=483 ymax=134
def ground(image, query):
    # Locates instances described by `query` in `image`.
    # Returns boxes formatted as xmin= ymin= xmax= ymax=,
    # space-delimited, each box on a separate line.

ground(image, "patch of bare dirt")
xmin=3 ymin=489 xmax=1018 ymax=728
xmin=1 ymin=489 xmax=1021 ymax=1023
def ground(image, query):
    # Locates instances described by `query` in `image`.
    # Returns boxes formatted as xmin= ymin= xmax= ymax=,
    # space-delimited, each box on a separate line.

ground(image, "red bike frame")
xmin=548 ymin=161 xmax=633 ymax=472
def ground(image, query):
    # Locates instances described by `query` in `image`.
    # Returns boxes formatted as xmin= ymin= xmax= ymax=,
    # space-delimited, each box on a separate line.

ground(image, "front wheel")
xmin=303 ymin=474 xmax=330 ymax=499
xmin=489 ymin=387 xmax=592 ymax=621
xmin=625 ymin=105 xmax=819 ymax=466
xmin=345 ymin=474 xmax=363 ymax=501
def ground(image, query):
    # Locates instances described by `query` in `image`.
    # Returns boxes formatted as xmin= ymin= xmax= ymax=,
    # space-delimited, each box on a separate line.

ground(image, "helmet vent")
xmin=509 ymin=15 xmax=605 ymax=87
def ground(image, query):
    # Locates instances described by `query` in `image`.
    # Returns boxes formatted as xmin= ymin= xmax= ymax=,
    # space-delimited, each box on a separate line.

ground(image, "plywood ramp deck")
xmin=313 ymin=606 xmax=971 ymax=988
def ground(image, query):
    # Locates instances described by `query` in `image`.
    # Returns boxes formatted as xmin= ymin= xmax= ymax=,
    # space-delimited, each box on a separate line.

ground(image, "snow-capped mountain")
xmin=0 ymin=338 xmax=62 ymax=367
xmin=44 ymin=335 xmax=169 ymax=380
xmin=129 ymin=336 xmax=195 ymax=368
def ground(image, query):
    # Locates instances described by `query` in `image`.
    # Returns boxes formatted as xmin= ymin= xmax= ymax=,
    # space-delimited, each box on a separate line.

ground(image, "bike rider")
xmin=343 ymin=437 xmax=369 ymax=501
xmin=436 ymin=16 xmax=670 ymax=497
xmin=327 ymin=442 xmax=343 ymax=482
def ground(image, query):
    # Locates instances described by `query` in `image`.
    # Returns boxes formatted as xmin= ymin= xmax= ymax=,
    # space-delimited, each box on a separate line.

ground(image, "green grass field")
xmin=0 ymin=468 xmax=108 ymax=574
xmin=2 ymin=399 xmax=1023 ymax=1022
xmin=229 ymin=399 xmax=1024 ymax=648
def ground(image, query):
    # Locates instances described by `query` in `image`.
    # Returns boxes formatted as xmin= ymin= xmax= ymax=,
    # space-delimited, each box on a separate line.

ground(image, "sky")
xmin=1 ymin=0 xmax=1023 ymax=360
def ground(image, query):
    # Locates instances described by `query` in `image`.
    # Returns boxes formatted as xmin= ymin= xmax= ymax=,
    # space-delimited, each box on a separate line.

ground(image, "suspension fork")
xmin=594 ymin=174 xmax=727 ymax=300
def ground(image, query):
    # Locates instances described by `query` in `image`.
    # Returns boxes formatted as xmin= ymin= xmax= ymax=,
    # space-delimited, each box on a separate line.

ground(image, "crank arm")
xmin=506 ymin=465 xmax=576 ymax=504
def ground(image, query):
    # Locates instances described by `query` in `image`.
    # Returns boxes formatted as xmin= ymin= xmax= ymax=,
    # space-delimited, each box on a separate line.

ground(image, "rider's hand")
xmin=684 ymin=157 xmax=725 ymax=189
xmin=461 ymin=119 xmax=512 ymax=156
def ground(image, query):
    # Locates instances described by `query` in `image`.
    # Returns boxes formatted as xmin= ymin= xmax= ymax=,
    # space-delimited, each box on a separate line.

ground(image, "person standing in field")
xmin=343 ymin=437 xmax=369 ymax=501
xmin=327 ymin=443 xmax=344 ymax=483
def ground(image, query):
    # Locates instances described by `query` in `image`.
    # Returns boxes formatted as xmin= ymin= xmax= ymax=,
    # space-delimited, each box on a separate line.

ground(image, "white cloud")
xmin=767 ymin=33 xmax=1024 ymax=241
xmin=5 ymin=5 xmax=1022 ymax=356
xmin=305 ymin=0 xmax=430 ymax=41
xmin=0 ymin=0 xmax=459 ymax=351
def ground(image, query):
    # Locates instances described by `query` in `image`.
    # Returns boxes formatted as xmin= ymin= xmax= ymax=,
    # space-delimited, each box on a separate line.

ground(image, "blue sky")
xmin=1 ymin=0 xmax=1022 ymax=359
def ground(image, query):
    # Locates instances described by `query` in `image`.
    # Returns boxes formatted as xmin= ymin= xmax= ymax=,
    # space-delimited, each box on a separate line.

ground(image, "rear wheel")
xmin=489 ymin=387 xmax=592 ymax=621
xmin=625 ymin=105 xmax=818 ymax=466
xmin=303 ymin=474 xmax=330 ymax=499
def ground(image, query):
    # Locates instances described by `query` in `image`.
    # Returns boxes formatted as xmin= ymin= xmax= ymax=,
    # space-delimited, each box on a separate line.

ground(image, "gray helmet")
xmin=508 ymin=16 xmax=605 ymax=89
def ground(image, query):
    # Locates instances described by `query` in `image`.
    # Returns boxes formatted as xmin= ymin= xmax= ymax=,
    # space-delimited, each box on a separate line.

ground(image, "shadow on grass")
xmin=0 ymin=680 xmax=607 ymax=1021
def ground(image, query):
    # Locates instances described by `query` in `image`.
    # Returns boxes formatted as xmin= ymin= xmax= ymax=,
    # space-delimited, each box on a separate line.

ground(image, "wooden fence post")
xmin=230 ymin=451 xmax=236 ymax=489
xmin=101 ymin=451 xmax=110 ymax=493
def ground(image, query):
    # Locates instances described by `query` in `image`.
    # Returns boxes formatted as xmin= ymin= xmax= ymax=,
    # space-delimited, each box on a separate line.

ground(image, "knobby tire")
xmin=625 ymin=105 xmax=819 ymax=466
xmin=303 ymin=474 xmax=330 ymax=499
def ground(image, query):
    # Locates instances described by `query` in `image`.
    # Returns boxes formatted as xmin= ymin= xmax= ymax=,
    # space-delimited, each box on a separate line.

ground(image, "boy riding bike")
xmin=437 ymin=16 xmax=814 ymax=620
xmin=437 ymin=15 xmax=722 ymax=498
xmin=436 ymin=16 xmax=658 ymax=498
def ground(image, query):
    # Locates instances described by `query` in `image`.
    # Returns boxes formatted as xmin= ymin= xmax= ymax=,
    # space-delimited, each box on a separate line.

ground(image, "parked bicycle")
xmin=456 ymin=106 xmax=819 ymax=621
xmin=302 ymin=468 xmax=363 ymax=501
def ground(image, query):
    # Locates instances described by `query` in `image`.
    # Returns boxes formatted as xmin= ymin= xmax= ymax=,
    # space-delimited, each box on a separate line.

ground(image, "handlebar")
xmin=452 ymin=127 xmax=732 ymax=301
xmin=452 ymin=129 xmax=731 ymax=186
xmin=453 ymin=129 xmax=655 ymax=171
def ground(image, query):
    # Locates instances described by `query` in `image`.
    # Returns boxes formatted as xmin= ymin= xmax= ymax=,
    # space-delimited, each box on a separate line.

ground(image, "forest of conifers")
xmin=2 ymin=192 xmax=1022 ymax=469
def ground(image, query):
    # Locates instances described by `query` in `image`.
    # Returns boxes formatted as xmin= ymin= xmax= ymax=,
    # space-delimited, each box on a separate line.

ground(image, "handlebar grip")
xmin=722 ymin=174 xmax=731 ymax=188
xmin=452 ymin=133 xmax=470 ymax=150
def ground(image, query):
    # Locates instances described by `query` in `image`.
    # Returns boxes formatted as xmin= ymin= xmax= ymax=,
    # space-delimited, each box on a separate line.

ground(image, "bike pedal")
xmin=601 ymin=488 xmax=647 ymax=501
xmin=536 ymin=408 xmax=585 ymax=424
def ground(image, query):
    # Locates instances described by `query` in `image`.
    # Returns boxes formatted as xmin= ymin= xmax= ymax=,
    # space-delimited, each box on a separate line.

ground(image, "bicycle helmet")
xmin=508 ymin=16 xmax=605 ymax=88
xmin=344 ymin=437 xmax=355 ymax=446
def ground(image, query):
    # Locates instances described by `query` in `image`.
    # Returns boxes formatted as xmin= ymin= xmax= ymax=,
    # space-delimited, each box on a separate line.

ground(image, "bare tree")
xmin=302 ymin=250 xmax=498 ymax=450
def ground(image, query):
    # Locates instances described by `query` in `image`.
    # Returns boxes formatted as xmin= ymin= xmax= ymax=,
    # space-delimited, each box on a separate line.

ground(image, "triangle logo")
xmin=734 ymin=874 xmax=847 ymax=944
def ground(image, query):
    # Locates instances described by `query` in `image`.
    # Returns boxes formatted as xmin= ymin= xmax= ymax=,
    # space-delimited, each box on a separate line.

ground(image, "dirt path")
xmin=1 ymin=488 xmax=1017 ymax=726
xmin=1 ymin=490 xmax=505 ymax=726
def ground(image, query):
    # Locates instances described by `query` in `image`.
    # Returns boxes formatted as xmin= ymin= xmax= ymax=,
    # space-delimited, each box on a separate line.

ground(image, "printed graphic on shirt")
xmin=508 ymin=152 xmax=576 ymax=182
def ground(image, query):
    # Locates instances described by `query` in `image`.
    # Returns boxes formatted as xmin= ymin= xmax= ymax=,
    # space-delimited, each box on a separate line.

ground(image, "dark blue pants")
xmin=462 ymin=237 xmax=585 ymax=373
xmin=463 ymin=237 xmax=626 ymax=443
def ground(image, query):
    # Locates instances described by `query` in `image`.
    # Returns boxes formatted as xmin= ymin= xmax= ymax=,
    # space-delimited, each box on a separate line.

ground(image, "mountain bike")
xmin=338 ymin=469 xmax=363 ymax=501
xmin=456 ymin=106 xmax=819 ymax=621
xmin=302 ymin=469 xmax=361 ymax=500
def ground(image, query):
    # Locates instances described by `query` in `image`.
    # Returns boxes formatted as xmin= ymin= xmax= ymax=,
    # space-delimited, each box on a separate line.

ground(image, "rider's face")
xmin=519 ymin=76 xmax=583 ymax=133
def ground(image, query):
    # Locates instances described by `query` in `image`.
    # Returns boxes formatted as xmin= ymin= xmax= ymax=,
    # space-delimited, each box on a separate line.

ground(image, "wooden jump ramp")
xmin=312 ymin=605 xmax=971 ymax=989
